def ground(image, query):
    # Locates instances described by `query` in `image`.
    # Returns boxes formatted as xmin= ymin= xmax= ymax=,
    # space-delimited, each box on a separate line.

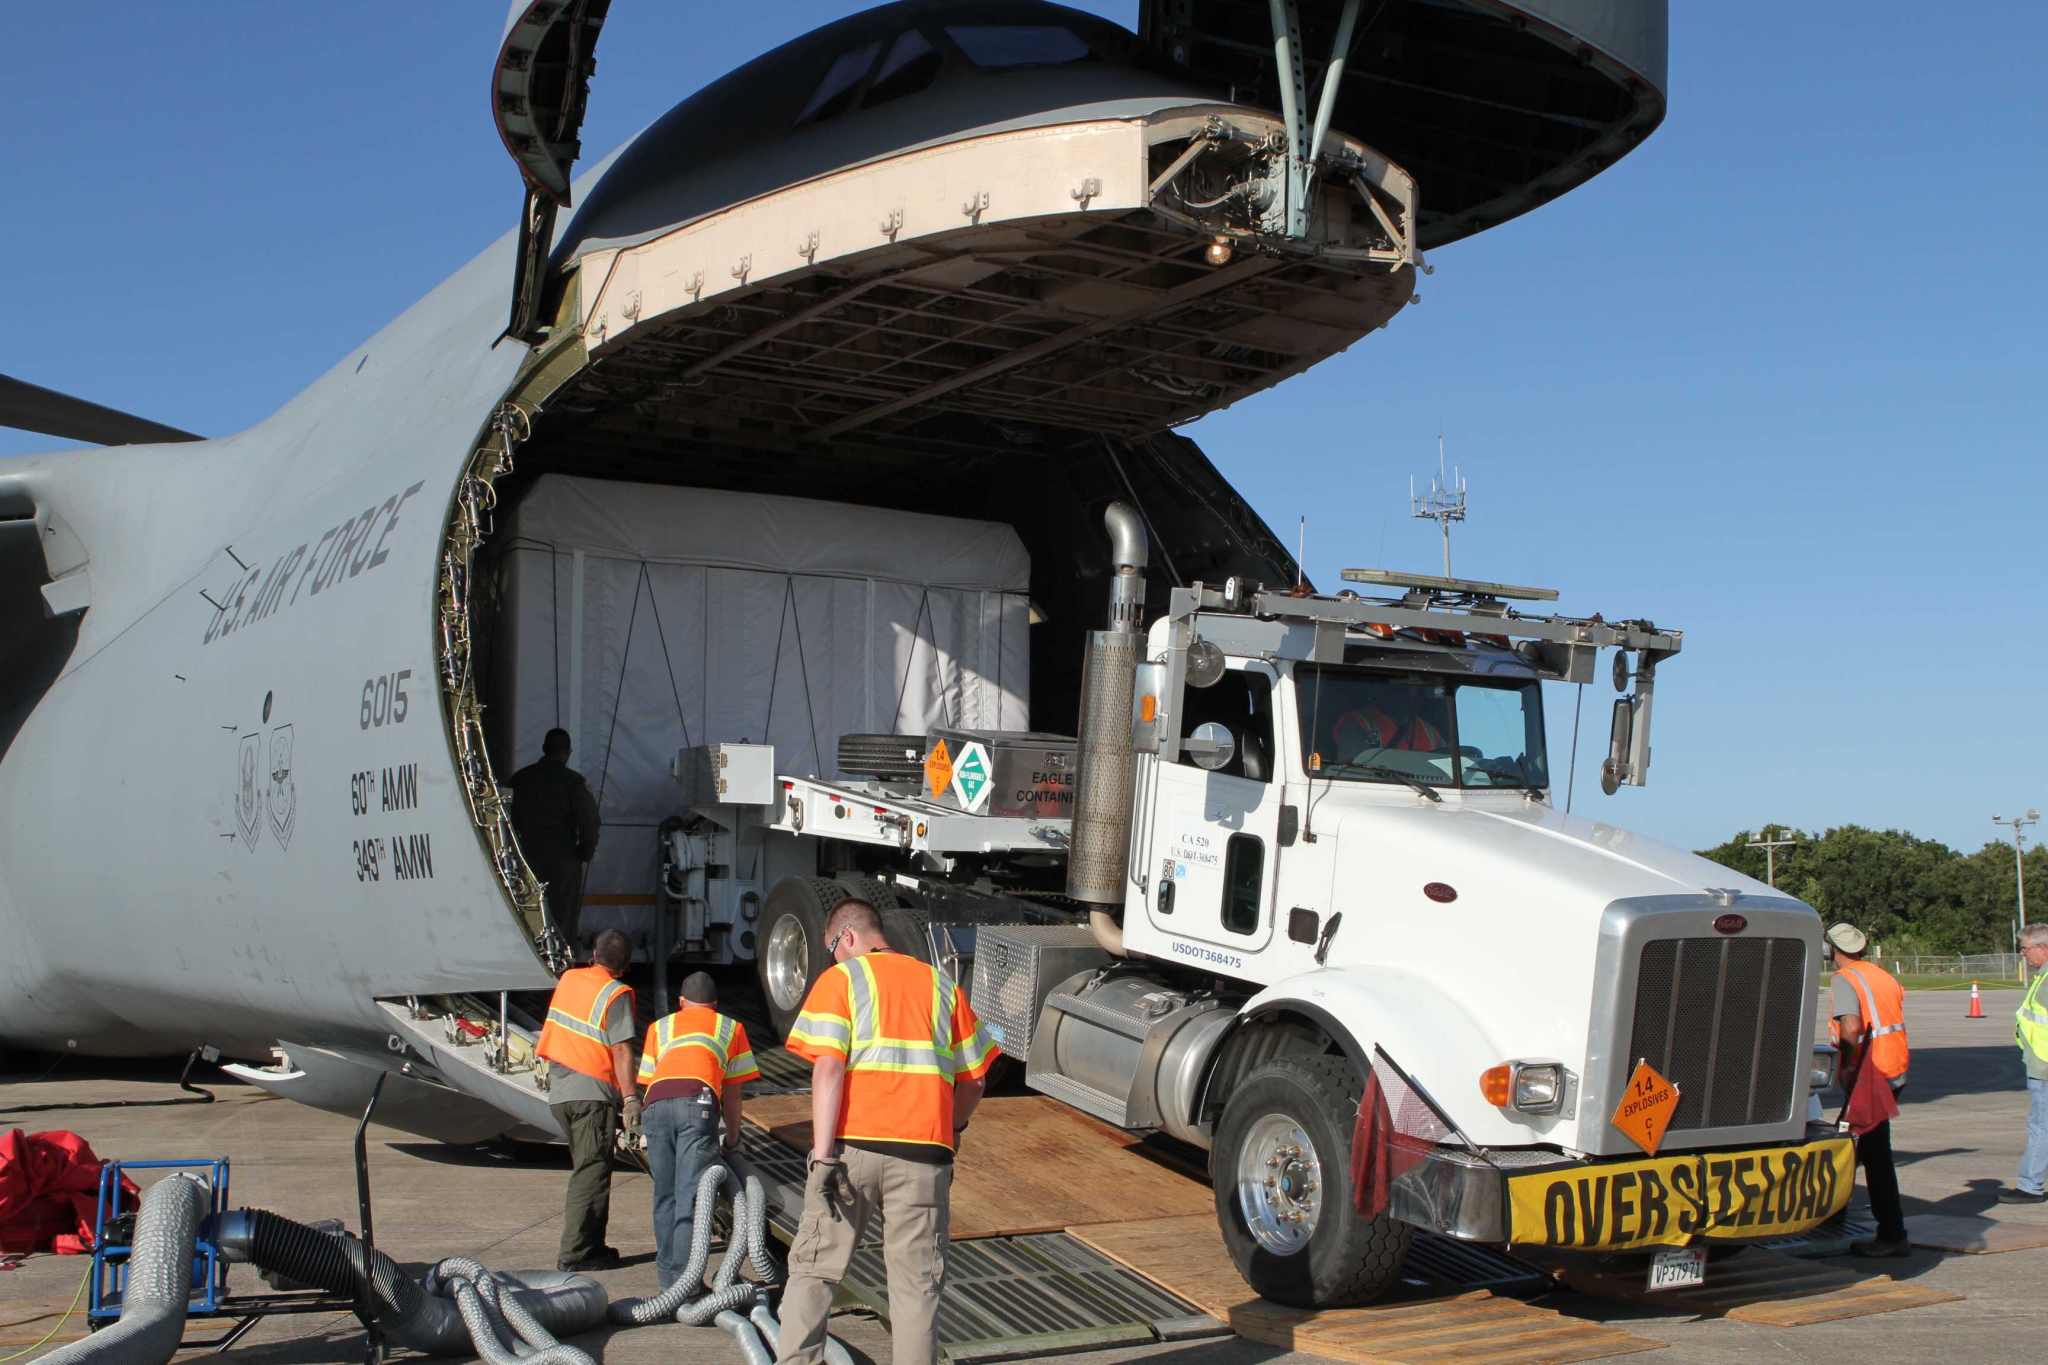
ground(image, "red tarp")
xmin=1838 ymin=1042 xmax=1901 ymax=1138
xmin=0 ymin=1130 xmax=134 ymax=1256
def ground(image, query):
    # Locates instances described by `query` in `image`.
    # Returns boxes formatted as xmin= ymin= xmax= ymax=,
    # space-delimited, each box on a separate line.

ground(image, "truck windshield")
xmin=1293 ymin=668 xmax=1549 ymax=790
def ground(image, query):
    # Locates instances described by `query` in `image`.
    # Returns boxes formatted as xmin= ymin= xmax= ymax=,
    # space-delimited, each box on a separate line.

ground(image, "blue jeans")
xmin=2021 ymin=1077 xmax=2048 ymax=1196
xmin=644 ymin=1095 xmax=724 ymax=1288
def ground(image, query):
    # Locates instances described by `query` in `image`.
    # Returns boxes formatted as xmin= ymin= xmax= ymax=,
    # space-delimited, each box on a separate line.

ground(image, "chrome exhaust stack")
xmin=1067 ymin=504 xmax=1147 ymax=948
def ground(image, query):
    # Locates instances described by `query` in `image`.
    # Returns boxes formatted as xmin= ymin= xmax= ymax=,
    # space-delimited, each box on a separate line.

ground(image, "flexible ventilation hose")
xmin=607 ymin=1152 xmax=847 ymax=1364
xmin=212 ymin=1209 xmax=606 ymax=1356
xmin=38 ymin=1174 xmax=209 ymax=1365
xmin=427 ymin=1258 xmax=596 ymax=1365
xmin=608 ymin=1158 xmax=767 ymax=1326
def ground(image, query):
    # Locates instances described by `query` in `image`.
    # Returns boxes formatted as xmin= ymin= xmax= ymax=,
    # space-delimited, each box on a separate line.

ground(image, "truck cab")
xmin=1011 ymin=567 xmax=1847 ymax=1306
xmin=721 ymin=530 xmax=1846 ymax=1310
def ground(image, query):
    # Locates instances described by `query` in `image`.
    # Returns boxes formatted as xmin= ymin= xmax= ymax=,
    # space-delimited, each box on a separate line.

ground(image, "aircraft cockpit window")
xmin=864 ymin=29 xmax=942 ymax=109
xmin=795 ymin=40 xmax=882 ymax=125
xmin=944 ymin=24 xmax=1092 ymax=70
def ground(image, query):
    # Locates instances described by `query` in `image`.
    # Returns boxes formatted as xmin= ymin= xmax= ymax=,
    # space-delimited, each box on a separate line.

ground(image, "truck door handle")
xmin=1158 ymin=880 xmax=1175 ymax=915
xmin=1314 ymin=911 xmax=1343 ymax=965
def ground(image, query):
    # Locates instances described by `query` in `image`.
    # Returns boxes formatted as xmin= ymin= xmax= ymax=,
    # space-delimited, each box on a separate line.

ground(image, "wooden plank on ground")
xmin=1726 ymin=1276 xmax=1963 ymax=1326
xmin=1561 ymin=1245 xmax=1961 ymax=1326
xmin=743 ymin=1095 xmax=1213 ymax=1240
xmin=1908 ymin=1212 xmax=2048 ymax=1254
xmin=1073 ymin=1215 xmax=1663 ymax=1365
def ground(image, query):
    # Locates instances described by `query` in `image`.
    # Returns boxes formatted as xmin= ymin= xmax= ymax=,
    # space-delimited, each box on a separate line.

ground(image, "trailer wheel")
xmin=757 ymin=878 xmax=844 ymax=1039
xmin=1213 ymin=1052 xmax=1411 ymax=1308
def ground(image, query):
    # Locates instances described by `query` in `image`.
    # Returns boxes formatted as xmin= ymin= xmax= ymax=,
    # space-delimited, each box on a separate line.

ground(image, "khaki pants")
xmin=775 ymin=1147 xmax=952 ymax=1365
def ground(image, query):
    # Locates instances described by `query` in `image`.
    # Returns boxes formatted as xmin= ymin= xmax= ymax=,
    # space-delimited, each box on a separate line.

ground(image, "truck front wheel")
xmin=1213 ymin=1052 xmax=1411 ymax=1307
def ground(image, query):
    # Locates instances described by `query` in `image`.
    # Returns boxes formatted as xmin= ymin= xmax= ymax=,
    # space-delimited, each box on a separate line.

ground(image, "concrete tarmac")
xmin=4 ymin=988 xmax=2045 ymax=1363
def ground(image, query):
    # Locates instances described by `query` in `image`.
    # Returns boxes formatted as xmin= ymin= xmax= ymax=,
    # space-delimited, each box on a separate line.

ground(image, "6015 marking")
xmin=360 ymin=669 xmax=411 ymax=730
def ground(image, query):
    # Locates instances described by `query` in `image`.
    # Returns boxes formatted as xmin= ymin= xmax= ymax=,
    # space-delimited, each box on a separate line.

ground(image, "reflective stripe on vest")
xmin=2018 ymin=974 xmax=2048 ymax=1060
xmin=845 ymin=953 xmax=957 ymax=1077
xmin=536 ymin=967 xmax=633 ymax=1085
xmin=829 ymin=951 xmax=973 ymax=1147
xmin=640 ymin=1006 xmax=741 ymax=1089
xmin=1832 ymin=959 xmax=1909 ymax=1079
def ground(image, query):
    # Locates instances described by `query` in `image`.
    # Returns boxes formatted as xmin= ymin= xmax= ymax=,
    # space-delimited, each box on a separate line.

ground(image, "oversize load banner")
xmin=1506 ymin=1137 xmax=1855 ymax=1252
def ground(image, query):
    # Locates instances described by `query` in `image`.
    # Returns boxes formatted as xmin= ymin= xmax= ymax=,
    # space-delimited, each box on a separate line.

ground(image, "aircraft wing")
xmin=0 ymin=373 xmax=200 ymax=447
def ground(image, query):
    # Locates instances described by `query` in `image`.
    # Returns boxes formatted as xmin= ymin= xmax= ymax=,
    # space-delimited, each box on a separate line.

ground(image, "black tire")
xmin=837 ymin=733 xmax=927 ymax=779
xmin=755 ymin=878 xmax=841 ymax=1039
xmin=832 ymin=875 xmax=932 ymax=961
xmin=881 ymin=906 xmax=933 ymax=961
xmin=1212 ymin=1052 xmax=1411 ymax=1308
xmin=833 ymin=874 xmax=904 ymax=911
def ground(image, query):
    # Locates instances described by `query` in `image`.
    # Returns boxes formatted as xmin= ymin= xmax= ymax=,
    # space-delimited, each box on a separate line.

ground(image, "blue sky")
xmin=6 ymin=4 xmax=2044 ymax=857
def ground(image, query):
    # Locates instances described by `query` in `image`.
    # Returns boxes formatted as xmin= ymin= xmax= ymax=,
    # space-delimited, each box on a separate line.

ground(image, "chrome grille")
xmin=1626 ymin=936 xmax=1807 ymax=1132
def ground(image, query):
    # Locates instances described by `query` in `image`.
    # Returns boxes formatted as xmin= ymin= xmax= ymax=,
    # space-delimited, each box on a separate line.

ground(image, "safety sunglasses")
xmin=826 ymin=929 xmax=848 ymax=957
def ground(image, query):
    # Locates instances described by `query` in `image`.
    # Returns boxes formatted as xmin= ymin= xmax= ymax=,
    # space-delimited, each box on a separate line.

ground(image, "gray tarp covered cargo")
xmin=493 ymin=473 xmax=1031 ymax=903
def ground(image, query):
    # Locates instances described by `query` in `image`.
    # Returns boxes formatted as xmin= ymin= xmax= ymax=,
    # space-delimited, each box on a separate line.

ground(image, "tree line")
xmin=1697 ymin=825 xmax=2047 ymax=956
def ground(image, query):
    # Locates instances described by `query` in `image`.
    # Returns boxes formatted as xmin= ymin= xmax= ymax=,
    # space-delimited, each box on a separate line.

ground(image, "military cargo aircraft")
xmin=0 ymin=0 xmax=1665 ymax=1141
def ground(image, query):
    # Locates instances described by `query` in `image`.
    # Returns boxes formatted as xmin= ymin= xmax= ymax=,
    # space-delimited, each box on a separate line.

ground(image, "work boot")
xmin=559 ymin=1246 xmax=623 ymax=1272
xmin=1850 ymin=1235 xmax=1910 ymax=1259
xmin=1996 ymin=1187 xmax=2048 ymax=1205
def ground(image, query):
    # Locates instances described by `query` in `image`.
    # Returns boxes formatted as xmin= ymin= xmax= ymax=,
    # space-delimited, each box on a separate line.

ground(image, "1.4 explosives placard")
xmin=1506 ymin=1136 xmax=1855 ymax=1252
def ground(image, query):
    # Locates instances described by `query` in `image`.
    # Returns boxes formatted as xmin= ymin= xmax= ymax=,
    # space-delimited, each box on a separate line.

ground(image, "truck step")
xmin=1028 ymin=1069 xmax=1135 ymax=1128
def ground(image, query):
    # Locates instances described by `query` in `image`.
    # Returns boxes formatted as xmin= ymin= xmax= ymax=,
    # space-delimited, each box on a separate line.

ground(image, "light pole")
xmin=1747 ymin=827 xmax=1798 ymax=888
xmin=1993 ymin=809 xmax=2039 ymax=963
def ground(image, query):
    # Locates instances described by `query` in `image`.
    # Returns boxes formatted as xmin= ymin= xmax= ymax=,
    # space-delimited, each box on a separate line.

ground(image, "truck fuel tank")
xmin=1024 ymin=969 xmax=1234 ymax=1148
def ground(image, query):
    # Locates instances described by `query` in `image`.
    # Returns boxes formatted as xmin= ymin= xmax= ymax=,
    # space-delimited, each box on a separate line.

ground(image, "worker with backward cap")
xmin=636 ymin=971 xmax=760 ymax=1290
xmin=1825 ymin=920 xmax=1911 ymax=1257
xmin=535 ymin=928 xmax=639 ymax=1271
xmin=776 ymin=899 xmax=995 ymax=1365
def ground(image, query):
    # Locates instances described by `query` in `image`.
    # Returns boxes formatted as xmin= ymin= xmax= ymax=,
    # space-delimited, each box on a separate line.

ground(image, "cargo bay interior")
xmin=474 ymin=411 xmax=1299 ymax=962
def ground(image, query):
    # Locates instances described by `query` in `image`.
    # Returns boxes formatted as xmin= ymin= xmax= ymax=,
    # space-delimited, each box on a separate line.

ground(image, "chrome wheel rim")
xmin=764 ymin=915 xmax=810 ymax=1013
xmin=1237 ymin=1113 xmax=1322 ymax=1256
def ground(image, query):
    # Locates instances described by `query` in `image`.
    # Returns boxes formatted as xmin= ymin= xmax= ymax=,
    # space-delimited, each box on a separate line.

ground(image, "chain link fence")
xmin=1865 ymin=952 xmax=2024 ymax=982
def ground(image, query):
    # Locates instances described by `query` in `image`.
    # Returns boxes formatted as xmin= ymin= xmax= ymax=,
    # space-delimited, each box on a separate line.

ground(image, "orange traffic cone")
xmin=1968 ymin=981 xmax=1985 ymax=1018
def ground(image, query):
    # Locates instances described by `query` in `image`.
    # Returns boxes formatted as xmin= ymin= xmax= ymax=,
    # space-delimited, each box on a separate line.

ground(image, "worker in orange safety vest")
xmin=776 ymin=898 xmax=995 ymax=1365
xmin=1826 ymin=920 xmax=1910 ymax=1258
xmin=535 ymin=928 xmax=639 ymax=1271
xmin=636 ymin=971 xmax=759 ymax=1289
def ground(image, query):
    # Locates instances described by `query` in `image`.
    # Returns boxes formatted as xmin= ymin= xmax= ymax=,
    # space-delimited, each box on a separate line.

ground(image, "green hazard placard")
xmin=950 ymin=741 xmax=993 ymax=813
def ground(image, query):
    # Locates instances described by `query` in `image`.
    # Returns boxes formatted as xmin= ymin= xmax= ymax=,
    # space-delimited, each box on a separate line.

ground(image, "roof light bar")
xmin=1341 ymin=567 xmax=1558 ymax=602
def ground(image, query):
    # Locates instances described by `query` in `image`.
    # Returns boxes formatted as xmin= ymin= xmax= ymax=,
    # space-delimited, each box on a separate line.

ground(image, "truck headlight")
xmin=1810 ymin=1043 xmax=1837 ymax=1091
xmin=1512 ymin=1062 xmax=1566 ymax=1114
xmin=1482 ymin=1060 xmax=1566 ymax=1115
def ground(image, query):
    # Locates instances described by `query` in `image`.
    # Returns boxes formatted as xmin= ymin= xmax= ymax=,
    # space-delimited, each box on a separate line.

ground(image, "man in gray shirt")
xmin=535 ymin=929 xmax=641 ymax=1270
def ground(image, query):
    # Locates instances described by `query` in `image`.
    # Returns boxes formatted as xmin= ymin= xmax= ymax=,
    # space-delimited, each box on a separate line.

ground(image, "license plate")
xmin=1646 ymin=1247 xmax=1706 ymax=1291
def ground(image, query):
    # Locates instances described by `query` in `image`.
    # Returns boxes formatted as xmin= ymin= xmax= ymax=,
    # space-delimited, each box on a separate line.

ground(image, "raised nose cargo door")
xmin=494 ymin=0 xmax=614 ymax=341
xmin=1138 ymin=0 xmax=1667 ymax=248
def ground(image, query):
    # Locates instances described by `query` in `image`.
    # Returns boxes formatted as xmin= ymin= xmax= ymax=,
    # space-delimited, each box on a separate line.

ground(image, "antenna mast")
xmin=1410 ymin=433 xmax=1468 ymax=576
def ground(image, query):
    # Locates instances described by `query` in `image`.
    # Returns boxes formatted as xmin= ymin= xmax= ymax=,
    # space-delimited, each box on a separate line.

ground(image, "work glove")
xmin=809 ymin=1155 xmax=853 ymax=1221
xmin=621 ymin=1096 xmax=644 ymax=1137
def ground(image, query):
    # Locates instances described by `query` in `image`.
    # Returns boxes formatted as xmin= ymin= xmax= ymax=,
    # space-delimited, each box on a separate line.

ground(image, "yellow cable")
xmin=0 ymin=1263 xmax=91 ymax=1362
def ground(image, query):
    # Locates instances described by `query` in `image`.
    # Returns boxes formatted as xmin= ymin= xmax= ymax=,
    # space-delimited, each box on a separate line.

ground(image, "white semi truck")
xmin=674 ymin=504 xmax=1850 ymax=1308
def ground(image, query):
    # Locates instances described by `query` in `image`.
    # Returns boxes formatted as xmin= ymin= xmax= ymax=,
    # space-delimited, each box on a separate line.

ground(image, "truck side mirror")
xmin=1186 ymin=721 xmax=1236 ymax=771
xmin=1185 ymin=638 xmax=1226 ymax=688
xmin=1600 ymin=698 xmax=1632 ymax=795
